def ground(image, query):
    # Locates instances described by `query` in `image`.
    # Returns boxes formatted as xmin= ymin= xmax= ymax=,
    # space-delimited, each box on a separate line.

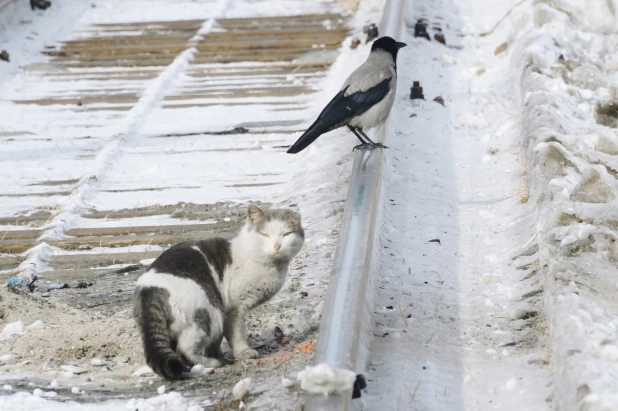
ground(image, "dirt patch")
xmin=596 ymin=101 xmax=618 ymax=128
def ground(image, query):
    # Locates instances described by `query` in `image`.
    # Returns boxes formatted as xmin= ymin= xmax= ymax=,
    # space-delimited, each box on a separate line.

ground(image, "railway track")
xmin=6 ymin=0 xmax=612 ymax=410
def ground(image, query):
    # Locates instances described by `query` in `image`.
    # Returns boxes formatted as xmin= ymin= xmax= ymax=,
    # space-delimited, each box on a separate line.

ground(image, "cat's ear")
xmin=247 ymin=204 xmax=267 ymax=226
xmin=284 ymin=210 xmax=302 ymax=226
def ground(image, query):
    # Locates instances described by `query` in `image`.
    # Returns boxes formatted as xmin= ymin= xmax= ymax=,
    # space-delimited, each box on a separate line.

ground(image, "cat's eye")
xmin=283 ymin=232 xmax=293 ymax=237
xmin=260 ymin=232 xmax=270 ymax=238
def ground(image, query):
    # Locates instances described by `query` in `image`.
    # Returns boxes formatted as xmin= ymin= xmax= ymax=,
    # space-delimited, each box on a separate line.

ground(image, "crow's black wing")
xmin=287 ymin=77 xmax=392 ymax=154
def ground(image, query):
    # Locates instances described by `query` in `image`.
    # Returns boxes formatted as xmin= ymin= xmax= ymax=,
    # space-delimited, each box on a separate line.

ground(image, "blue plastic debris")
xmin=7 ymin=277 xmax=31 ymax=286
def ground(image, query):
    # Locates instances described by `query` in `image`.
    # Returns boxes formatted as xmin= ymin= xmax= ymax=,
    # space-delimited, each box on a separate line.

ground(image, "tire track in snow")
xmin=16 ymin=0 xmax=234 ymax=279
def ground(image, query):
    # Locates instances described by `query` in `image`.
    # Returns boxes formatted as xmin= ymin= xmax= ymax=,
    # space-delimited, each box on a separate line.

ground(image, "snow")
xmin=511 ymin=0 xmax=618 ymax=407
xmin=362 ymin=0 xmax=618 ymax=409
xmin=296 ymin=363 xmax=355 ymax=396
xmin=26 ymin=320 xmax=44 ymax=331
xmin=0 ymin=391 xmax=204 ymax=411
xmin=2 ymin=321 xmax=25 ymax=337
xmin=0 ymin=354 xmax=18 ymax=364
xmin=60 ymin=365 xmax=88 ymax=375
xmin=131 ymin=365 xmax=154 ymax=377
xmin=90 ymin=358 xmax=111 ymax=366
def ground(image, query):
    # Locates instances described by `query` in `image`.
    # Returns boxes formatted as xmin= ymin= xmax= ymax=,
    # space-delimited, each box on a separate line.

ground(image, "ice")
xmin=570 ymin=64 xmax=609 ymax=91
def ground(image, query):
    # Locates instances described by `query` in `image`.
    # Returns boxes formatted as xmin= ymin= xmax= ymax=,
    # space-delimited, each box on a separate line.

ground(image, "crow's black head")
xmin=371 ymin=36 xmax=407 ymax=59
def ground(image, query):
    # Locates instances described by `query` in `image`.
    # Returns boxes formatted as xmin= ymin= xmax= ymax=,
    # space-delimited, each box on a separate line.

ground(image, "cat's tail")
xmin=133 ymin=286 xmax=189 ymax=380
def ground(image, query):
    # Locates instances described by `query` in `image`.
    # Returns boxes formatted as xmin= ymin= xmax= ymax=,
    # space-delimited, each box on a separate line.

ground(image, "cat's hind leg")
xmin=206 ymin=335 xmax=224 ymax=359
xmin=176 ymin=308 xmax=224 ymax=369
xmin=176 ymin=324 xmax=222 ymax=369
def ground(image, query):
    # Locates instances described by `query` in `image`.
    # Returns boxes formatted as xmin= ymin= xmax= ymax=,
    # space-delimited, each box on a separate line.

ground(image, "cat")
xmin=133 ymin=204 xmax=305 ymax=379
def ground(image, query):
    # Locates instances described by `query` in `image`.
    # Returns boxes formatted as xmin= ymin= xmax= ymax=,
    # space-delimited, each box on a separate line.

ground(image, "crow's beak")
xmin=397 ymin=42 xmax=407 ymax=49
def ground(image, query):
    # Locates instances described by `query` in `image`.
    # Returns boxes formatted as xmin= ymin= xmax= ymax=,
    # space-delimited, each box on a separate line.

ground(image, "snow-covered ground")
xmin=364 ymin=0 xmax=618 ymax=410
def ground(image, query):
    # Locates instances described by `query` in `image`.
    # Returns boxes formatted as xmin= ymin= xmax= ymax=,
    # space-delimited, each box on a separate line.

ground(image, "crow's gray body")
xmin=287 ymin=37 xmax=405 ymax=154
xmin=345 ymin=50 xmax=397 ymax=130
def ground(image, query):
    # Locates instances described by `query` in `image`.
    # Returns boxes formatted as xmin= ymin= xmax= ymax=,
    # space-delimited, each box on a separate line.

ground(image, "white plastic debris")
xmin=91 ymin=357 xmax=111 ymax=366
xmin=2 ymin=321 xmax=25 ymax=337
xmin=231 ymin=378 xmax=252 ymax=401
xmin=71 ymin=387 xmax=81 ymax=394
xmin=190 ymin=364 xmax=213 ymax=375
xmin=282 ymin=378 xmax=295 ymax=388
xmin=132 ymin=365 xmax=154 ymax=377
xmin=296 ymin=363 xmax=356 ymax=396
xmin=157 ymin=385 xmax=166 ymax=395
xmin=61 ymin=365 xmax=88 ymax=375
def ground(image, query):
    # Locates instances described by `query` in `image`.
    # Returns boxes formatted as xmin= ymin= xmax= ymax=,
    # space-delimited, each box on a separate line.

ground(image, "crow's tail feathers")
xmin=286 ymin=119 xmax=326 ymax=154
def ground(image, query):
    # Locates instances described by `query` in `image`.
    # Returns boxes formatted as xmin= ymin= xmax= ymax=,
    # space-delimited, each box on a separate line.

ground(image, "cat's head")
xmin=245 ymin=204 xmax=304 ymax=261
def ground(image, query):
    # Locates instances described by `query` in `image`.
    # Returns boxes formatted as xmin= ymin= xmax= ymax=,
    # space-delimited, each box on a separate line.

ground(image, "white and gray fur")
xmin=133 ymin=204 xmax=304 ymax=380
xmin=286 ymin=36 xmax=406 ymax=154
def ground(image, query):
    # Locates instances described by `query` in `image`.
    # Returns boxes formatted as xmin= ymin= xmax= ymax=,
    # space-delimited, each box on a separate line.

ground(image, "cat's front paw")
xmin=202 ymin=358 xmax=222 ymax=368
xmin=235 ymin=348 xmax=259 ymax=360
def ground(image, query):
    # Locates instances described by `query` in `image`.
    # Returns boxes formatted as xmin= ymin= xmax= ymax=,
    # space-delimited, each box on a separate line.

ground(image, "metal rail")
xmin=306 ymin=1 xmax=406 ymax=409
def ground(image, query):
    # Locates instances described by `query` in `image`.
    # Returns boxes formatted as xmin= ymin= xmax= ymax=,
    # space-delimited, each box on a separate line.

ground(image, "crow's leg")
xmin=348 ymin=126 xmax=372 ymax=151
xmin=358 ymin=129 xmax=388 ymax=149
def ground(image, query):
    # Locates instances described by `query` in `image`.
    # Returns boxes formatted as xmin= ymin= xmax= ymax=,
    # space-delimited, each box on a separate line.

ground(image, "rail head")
xmin=305 ymin=0 xmax=405 ymax=409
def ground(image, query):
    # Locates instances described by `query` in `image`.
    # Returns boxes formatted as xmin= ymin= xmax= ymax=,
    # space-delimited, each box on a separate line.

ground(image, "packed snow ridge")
xmin=511 ymin=0 xmax=618 ymax=408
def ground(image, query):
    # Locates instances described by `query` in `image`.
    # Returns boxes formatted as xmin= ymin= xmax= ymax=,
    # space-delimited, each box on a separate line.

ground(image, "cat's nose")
xmin=274 ymin=243 xmax=281 ymax=251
